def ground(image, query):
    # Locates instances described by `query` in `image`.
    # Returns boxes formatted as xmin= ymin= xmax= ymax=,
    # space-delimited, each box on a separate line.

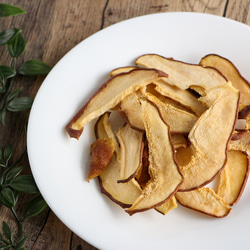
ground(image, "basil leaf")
xmin=7 ymin=96 xmax=33 ymax=112
xmin=23 ymin=194 xmax=47 ymax=219
xmin=0 ymin=187 xmax=17 ymax=208
xmin=7 ymin=32 xmax=26 ymax=58
xmin=0 ymin=4 xmax=26 ymax=17
xmin=2 ymin=221 xmax=12 ymax=243
xmin=10 ymin=175 xmax=39 ymax=193
xmin=0 ymin=66 xmax=16 ymax=79
xmin=18 ymin=60 xmax=51 ymax=76
xmin=5 ymin=166 xmax=24 ymax=182
xmin=3 ymin=145 xmax=12 ymax=166
xmin=0 ymin=28 xmax=21 ymax=46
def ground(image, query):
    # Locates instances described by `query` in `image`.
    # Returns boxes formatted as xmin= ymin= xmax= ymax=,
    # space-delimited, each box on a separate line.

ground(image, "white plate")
xmin=27 ymin=12 xmax=250 ymax=250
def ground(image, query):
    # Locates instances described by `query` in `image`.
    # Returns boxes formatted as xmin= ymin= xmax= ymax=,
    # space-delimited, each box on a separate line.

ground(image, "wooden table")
xmin=1 ymin=0 xmax=250 ymax=249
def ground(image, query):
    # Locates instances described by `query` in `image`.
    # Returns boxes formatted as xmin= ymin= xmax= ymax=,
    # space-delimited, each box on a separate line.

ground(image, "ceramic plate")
xmin=27 ymin=12 xmax=250 ymax=250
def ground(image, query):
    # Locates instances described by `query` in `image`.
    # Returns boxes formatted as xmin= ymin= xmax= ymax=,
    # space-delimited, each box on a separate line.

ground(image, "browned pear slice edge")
xmin=65 ymin=68 xmax=168 ymax=139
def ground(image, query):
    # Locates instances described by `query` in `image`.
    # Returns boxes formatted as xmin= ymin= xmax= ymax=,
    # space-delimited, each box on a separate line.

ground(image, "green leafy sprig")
xmin=0 ymin=145 xmax=47 ymax=250
xmin=0 ymin=4 xmax=51 ymax=249
xmin=0 ymin=4 xmax=51 ymax=125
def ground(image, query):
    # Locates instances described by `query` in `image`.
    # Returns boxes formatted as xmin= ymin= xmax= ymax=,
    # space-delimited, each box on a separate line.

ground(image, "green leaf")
xmin=7 ymin=32 xmax=26 ymax=58
xmin=2 ymin=222 xmax=12 ymax=244
xmin=13 ymin=236 xmax=28 ymax=250
xmin=0 ymin=244 xmax=13 ymax=249
xmin=0 ymin=4 xmax=26 ymax=17
xmin=7 ymin=96 xmax=33 ymax=112
xmin=0 ymin=73 xmax=5 ymax=92
xmin=10 ymin=175 xmax=39 ymax=193
xmin=3 ymin=145 xmax=12 ymax=166
xmin=0 ymin=66 xmax=16 ymax=79
xmin=6 ymin=88 xmax=22 ymax=102
xmin=23 ymin=194 xmax=47 ymax=219
xmin=18 ymin=60 xmax=51 ymax=76
xmin=0 ymin=187 xmax=16 ymax=208
xmin=0 ymin=109 xmax=6 ymax=126
xmin=5 ymin=166 xmax=24 ymax=183
xmin=0 ymin=28 xmax=21 ymax=46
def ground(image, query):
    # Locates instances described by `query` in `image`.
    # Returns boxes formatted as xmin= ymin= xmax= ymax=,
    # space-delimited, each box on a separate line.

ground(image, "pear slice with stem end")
xmin=126 ymin=99 xmax=183 ymax=215
xmin=66 ymin=68 xmax=168 ymax=139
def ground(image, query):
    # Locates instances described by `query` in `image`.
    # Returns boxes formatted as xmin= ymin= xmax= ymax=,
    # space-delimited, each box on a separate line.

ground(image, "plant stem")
xmin=10 ymin=207 xmax=23 ymax=244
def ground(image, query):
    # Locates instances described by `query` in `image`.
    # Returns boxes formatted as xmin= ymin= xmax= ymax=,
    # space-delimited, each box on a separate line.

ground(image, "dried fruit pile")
xmin=66 ymin=54 xmax=250 ymax=217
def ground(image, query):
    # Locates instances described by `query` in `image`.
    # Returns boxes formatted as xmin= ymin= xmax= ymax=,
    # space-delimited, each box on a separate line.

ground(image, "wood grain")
xmin=0 ymin=0 xmax=250 ymax=249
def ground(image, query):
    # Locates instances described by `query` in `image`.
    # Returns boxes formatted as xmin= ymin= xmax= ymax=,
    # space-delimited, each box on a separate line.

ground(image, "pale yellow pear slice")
xmin=126 ymin=99 xmax=183 ymax=215
xmin=153 ymin=79 xmax=206 ymax=116
xmin=142 ymin=91 xmax=198 ymax=134
xmin=136 ymin=54 xmax=227 ymax=94
xmin=200 ymin=53 xmax=250 ymax=110
xmin=96 ymin=113 xmax=142 ymax=208
xmin=155 ymin=196 xmax=177 ymax=215
xmin=110 ymin=66 xmax=137 ymax=76
xmin=66 ymin=68 xmax=168 ymax=139
xmin=175 ymin=187 xmax=231 ymax=218
xmin=118 ymin=91 xmax=145 ymax=132
xmin=178 ymin=83 xmax=240 ymax=191
xmin=217 ymin=150 xmax=250 ymax=205
xmin=116 ymin=124 xmax=144 ymax=183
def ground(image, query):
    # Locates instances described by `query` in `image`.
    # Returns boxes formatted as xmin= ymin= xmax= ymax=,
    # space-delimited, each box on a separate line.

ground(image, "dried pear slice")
xmin=116 ymin=124 xmax=144 ymax=183
xmin=216 ymin=150 xmax=250 ymax=206
xmin=175 ymin=187 xmax=231 ymax=218
xmin=179 ymin=83 xmax=240 ymax=191
xmin=99 ymin=155 xmax=142 ymax=208
xmin=143 ymin=91 xmax=198 ymax=134
xmin=118 ymin=91 xmax=145 ymax=132
xmin=136 ymin=139 xmax=150 ymax=188
xmin=238 ymin=105 xmax=250 ymax=130
xmin=200 ymin=54 xmax=250 ymax=110
xmin=136 ymin=54 xmax=227 ymax=94
xmin=66 ymin=68 xmax=168 ymax=139
xmin=94 ymin=112 xmax=120 ymax=153
xmin=87 ymin=138 xmax=114 ymax=181
xmin=171 ymin=134 xmax=187 ymax=149
xmin=155 ymin=196 xmax=177 ymax=215
xmin=111 ymin=65 xmax=206 ymax=116
xmin=152 ymin=80 xmax=206 ymax=116
xmin=110 ymin=66 xmax=137 ymax=76
xmin=96 ymin=113 xmax=142 ymax=208
xmin=126 ymin=99 xmax=183 ymax=215
xmin=229 ymin=131 xmax=250 ymax=154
